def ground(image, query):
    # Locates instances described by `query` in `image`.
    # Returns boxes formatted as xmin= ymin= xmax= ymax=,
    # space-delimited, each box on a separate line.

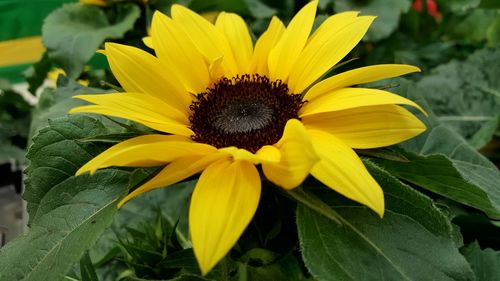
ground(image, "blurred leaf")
xmin=442 ymin=0 xmax=481 ymax=12
xmin=0 ymin=144 xmax=25 ymax=164
xmin=469 ymin=117 xmax=499 ymax=150
xmin=244 ymin=0 xmax=277 ymax=18
xmin=334 ymin=0 xmax=411 ymax=41
xmin=188 ymin=0 xmax=276 ymax=19
xmin=235 ymin=250 xmax=311 ymax=281
xmin=81 ymin=251 xmax=99 ymax=281
xmin=23 ymin=52 xmax=53 ymax=95
xmin=487 ymin=17 xmax=500 ymax=47
xmin=0 ymin=88 xmax=32 ymax=119
xmin=0 ymin=84 xmax=32 ymax=163
xmin=124 ymin=275 xmax=214 ymax=281
xmin=415 ymin=48 xmax=500 ymax=148
xmin=462 ymin=242 xmax=500 ymax=281
xmin=239 ymin=248 xmax=279 ymax=265
xmin=42 ymin=3 xmax=140 ymax=79
xmin=297 ymin=161 xmax=474 ymax=281
xmin=479 ymin=0 xmax=500 ymax=8
xmin=0 ymin=115 xmax=129 ymax=281
xmin=451 ymin=9 xmax=499 ymax=44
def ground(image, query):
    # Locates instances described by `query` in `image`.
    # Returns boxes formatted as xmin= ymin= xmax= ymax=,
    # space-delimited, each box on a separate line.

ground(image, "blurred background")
xmin=1 ymin=0 xmax=499 ymax=246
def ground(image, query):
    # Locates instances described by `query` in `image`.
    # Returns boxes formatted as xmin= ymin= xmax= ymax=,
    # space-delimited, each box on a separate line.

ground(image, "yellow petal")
xmin=268 ymin=1 xmax=318 ymax=82
xmin=208 ymin=56 xmax=225 ymax=81
xmin=304 ymin=64 xmax=421 ymax=101
xmin=142 ymin=36 xmax=153 ymax=49
xmin=300 ymin=87 xmax=426 ymax=117
xmin=250 ymin=16 xmax=285 ymax=76
xmin=215 ymin=12 xmax=253 ymax=74
xmin=302 ymin=105 xmax=426 ymax=148
xmin=308 ymin=130 xmax=384 ymax=217
xmin=76 ymin=135 xmax=216 ymax=175
xmin=306 ymin=11 xmax=359 ymax=42
xmin=104 ymin=43 xmax=192 ymax=112
xmin=70 ymin=93 xmax=191 ymax=136
xmin=288 ymin=16 xmax=375 ymax=93
xmin=190 ymin=159 xmax=261 ymax=275
xmin=262 ymin=119 xmax=318 ymax=189
xmin=118 ymin=153 xmax=226 ymax=208
xmin=151 ymin=12 xmax=210 ymax=93
xmin=218 ymin=145 xmax=280 ymax=164
xmin=171 ymin=4 xmax=238 ymax=77
xmin=71 ymin=105 xmax=193 ymax=137
xmin=72 ymin=93 xmax=187 ymax=123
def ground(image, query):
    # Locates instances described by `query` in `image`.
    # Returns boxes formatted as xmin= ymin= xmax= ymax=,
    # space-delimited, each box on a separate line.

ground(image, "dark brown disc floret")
xmin=189 ymin=74 xmax=304 ymax=153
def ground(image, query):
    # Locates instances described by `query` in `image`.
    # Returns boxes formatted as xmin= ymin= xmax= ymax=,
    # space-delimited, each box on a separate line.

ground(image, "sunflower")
xmin=70 ymin=0 xmax=426 ymax=275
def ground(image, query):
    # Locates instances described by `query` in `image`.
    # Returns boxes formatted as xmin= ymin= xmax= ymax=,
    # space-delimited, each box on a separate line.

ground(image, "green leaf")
xmin=29 ymin=76 xmax=109 ymax=141
xmin=81 ymin=251 xmax=99 ymax=281
xmin=462 ymin=242 xmax=500 ymax=281
xmin=111 ymin=180 xmax=193 ymax=247
xmin=334 ymin=0 xmax=411 ymax=41
xmin=0 ymin=115 xmax=130 ymax=281
xmin=297 ymin=161 xmax=474 ymax=281
xmin=24 ymin=115 xmax=122 ymax=221
xmin=42 ymin=3 xmax=140 ymax=78
xmin=0 ymin=169 xmax=128 ymax=281
xmin=159 ymin=249 xmax=198 ymax=271
xmin=376 ymin=77 xmax=500 ymax=218
xmin=89 ymin=180 xmax=195 ymax=279
xmin=415 ymin=48 xmax=500 ymax=148
xmin=373 ymin=144 xmax=500 ymax=218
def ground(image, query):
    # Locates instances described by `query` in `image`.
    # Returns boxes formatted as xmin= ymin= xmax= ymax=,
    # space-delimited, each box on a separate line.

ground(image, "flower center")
xmin=189 ymin=74 xmax=304 ymax=153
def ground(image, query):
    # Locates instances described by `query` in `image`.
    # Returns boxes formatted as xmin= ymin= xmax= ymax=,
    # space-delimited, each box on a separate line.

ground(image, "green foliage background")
xmin=0 ymin=0 xmax=499 ymax=280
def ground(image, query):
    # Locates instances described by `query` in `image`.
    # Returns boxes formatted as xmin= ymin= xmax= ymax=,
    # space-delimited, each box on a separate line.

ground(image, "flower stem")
xmin=286 ymin=187 xmax=342 ymax=225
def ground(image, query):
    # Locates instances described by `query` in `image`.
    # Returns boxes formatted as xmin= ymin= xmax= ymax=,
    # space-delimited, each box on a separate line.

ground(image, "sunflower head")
xmin=189 ymin=74 xmax=304 ymax=153
xmin=70 ymin=0 xmax=426 ymax=275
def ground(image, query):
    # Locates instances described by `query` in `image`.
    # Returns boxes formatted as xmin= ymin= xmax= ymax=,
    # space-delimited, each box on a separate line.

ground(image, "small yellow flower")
xmin=80 ymin=0 xmax=106 ymax=6
xmin=70 ymin=1 xmax=426 ymax=275
xmin=48 ymin=68 xmax=89 ymax=87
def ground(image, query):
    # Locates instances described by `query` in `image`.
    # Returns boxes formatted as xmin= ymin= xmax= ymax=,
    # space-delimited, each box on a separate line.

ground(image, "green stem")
xmin=286 ymin=187 xmax=342 ymax=225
